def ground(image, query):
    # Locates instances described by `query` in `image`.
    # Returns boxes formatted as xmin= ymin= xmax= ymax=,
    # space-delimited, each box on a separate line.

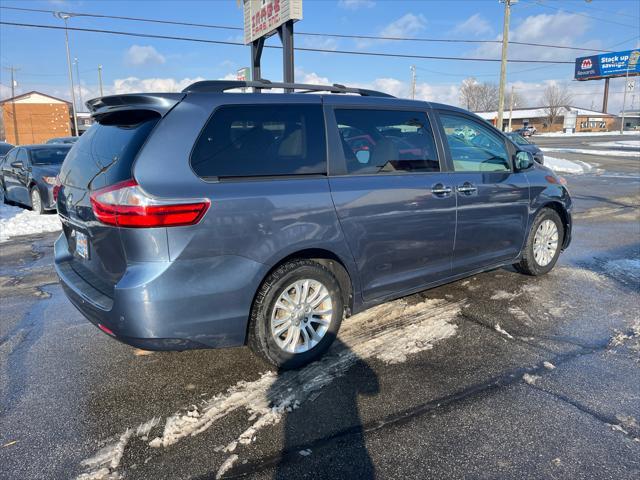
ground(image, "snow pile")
xmin=542 ymin=147 xmax=639 ymax=158
xmin=77 ymin=297 xmax=462 ymax=479
xmin=544 ymin=156 xmax=592 ymax=174
xmin=590 ymin=140 xmax=640 ymax=149
xmin=0 ymin=203 xmax=61 ymax=242
xmin=537 ymin=131 xmax=640 ymax=137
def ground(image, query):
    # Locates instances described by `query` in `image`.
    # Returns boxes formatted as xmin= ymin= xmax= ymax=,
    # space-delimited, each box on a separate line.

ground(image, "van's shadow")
xmin=269 ymin=338 xmax=380 ymax=479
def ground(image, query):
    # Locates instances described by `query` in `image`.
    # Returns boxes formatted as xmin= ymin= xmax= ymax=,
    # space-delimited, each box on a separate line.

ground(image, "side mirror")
xmin=515 ymin=151 xmax=534 ymax=171
xmin=355 ymin=150 xmax=371 ymax=164
xmin=11 ymin=161 xmax=23 ymax=169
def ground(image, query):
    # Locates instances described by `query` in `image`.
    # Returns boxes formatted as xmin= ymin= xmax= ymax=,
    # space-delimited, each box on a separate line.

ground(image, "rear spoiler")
xmin=86 ymin=93 xmax=186 ymax=120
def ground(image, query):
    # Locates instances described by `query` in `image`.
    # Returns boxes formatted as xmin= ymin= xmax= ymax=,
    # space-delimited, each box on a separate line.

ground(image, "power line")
xmin=0 ymin=5 xmax=617 ymax=53
xmin=0 ymin=21 xmax=577 ymax=64
xmin=525 ymin=0 xmax=639 ymax=29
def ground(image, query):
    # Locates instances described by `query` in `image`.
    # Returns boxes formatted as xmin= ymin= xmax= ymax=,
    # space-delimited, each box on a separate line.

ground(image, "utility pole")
xmin=508 ymin=85 xmax=515 ymax=132
xmin=410 ymin=65 xmax=416 ymax=100
xmin=620 ymin=66 xmax=631 ymax=134
xmin=98 ymin=65 xmax=104 ymax=97
xmin=74 ymin=57 xmax=84 ymax=112
xmin=4 ymin=66 xmax=20 ymax=144
xmin=54 ymin=12 xmax=79 ymax=137
xmin=497 ymin=0 xmax=515 ymax=132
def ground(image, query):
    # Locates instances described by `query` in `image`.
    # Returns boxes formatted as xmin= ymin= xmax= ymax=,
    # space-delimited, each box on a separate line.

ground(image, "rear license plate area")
xmin=75 ymin=231 xmax=89 ymax=259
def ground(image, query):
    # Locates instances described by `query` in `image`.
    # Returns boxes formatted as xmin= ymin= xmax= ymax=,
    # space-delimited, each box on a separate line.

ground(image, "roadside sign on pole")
xmin=243 ymin=0 xmax=303 ymax=44
xmin=237 ymin=67 xmax=251 ymax=81
xmin=627 ymin=80 xmax=635 ymax=92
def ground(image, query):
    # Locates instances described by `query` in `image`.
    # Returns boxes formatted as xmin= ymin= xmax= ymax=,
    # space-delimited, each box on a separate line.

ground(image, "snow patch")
xmin=523 ymin=373 xmax=540 ymax=385
xmin=542 ymin=147 xmax=639 ymax=158
xmin=78 ymin=298 xmax=461 ymax=479
xmin=494 ymin=323 xmax=514 ymax=339
xmin=543 ymin=361 xmax=556 ymax=370
xmin=490 ymin=290 xmax=519 ymax=301
xmin=216 ymin=454 xmax=238 ymax=479
xmin=590 ymin=140 xmax=640 ymax=149
xmin=543 ymin=155 xmax=592 ymax=174
xmin=603 ymin=258 xmax=640 ymax=284
xmin=536 ymin=131 xmax=640 ymax=137
xmin=0 ymin=204 xmax=61 ymax=242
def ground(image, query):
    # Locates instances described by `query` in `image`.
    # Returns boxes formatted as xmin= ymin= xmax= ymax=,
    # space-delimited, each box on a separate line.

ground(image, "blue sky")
xmin=1 ymin=0 xmax=639 ymax=113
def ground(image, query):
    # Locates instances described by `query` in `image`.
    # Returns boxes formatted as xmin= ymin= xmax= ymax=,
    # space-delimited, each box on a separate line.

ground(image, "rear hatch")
xmin=57 ymin=93 xmax=184 ymax=297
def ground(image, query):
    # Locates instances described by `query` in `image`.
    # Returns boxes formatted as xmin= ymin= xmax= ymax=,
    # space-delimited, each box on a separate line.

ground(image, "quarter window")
xmin=440 ymin=114 xmax=510 ymax=172
xmin=191 ymin=105 xmax=326 ymax=178
xmin=334 ymin=109 xmax=439 ymax=175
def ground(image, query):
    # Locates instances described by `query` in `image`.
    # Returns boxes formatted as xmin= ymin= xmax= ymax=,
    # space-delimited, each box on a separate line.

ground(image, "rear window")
xmin=190 ymin=104 xmax=326 ymax=178
xmin=31 ymin=147 xmax=71 ymax=165
xmin=59 ymin=111 xmax=159 ymax=189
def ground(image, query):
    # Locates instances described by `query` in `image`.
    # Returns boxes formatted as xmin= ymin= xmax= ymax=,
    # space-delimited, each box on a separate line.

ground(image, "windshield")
xmin=508 ymin=133 xmax=530 ymax=146
xmin=30 ymin=147 xmax=71 ymax=165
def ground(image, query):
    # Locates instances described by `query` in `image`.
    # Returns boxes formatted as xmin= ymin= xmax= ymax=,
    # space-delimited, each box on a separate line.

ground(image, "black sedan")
xmin=507 ymin=132 xmax=544 ymax=165
xmin=0 ymin=144 xmax=72 ymax=213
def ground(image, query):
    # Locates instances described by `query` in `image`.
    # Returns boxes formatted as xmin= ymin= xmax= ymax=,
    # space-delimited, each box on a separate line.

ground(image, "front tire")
xmin=515 ymin=208 xmax=564 ymax=276
xmin=30 ymin=187 xmax=44 ymax=214
xmin=248 ymin=259 xmax=344 ymax=369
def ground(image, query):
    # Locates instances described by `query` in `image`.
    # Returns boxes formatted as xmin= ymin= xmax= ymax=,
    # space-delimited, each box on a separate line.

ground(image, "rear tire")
xmin=515 ymin=208 xmax=564 ymax=276
xmin=248 ymin=259 xmax=344 ymax=369
xmin=30 ymin=187 xmax=44 ymax=214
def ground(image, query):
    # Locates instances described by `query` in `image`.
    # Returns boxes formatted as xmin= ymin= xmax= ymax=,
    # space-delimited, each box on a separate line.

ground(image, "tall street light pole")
xmin=497 ymin=0 xmax=515 ymax=132
xmin=74 ymin=57 xmax=84 ymax=112
xmin=54 ymin=12 xmax=79 ymax=137
xmin=98 ymin=65 xmax=104 ymax=97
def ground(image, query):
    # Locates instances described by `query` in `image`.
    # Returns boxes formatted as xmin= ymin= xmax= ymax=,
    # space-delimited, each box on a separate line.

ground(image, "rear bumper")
xmin=54 ymin=233 xmax=268 ymax=350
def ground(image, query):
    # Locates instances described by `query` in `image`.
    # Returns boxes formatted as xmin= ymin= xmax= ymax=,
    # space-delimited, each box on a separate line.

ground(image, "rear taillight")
xmin=90 ymin=179 xmax=210 ymax=228
xmin=53 ymin=175 xmax=62 ymax=202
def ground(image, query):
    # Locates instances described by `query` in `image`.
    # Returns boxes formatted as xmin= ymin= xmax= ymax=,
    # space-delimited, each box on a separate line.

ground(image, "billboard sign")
xmin=243 ymin=0 xmax=303 ymax=44
xmin=236 ymin=67 xmax=251 ymax=81
xmin=575 ymin=49 xmax=640 ymax=81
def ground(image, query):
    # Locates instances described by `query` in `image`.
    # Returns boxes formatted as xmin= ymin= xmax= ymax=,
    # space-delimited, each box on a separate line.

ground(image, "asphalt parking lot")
xmin=1 ymin=134 xmax=639 ymax=480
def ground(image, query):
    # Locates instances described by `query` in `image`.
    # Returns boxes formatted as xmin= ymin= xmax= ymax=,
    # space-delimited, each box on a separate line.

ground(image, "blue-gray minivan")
xmin=54 ymin=81 xmax=572 ymax=368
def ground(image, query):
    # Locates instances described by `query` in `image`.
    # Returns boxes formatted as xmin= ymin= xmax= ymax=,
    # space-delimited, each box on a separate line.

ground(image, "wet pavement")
xmin=1 ymin=135 xmax=639 ymax=479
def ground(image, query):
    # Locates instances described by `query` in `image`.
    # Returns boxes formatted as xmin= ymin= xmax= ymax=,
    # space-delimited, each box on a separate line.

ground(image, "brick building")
xmin=476 ymin=106 xmax=618 ymax=133
xmin=1 ymin=91 xmax=72 ymax=145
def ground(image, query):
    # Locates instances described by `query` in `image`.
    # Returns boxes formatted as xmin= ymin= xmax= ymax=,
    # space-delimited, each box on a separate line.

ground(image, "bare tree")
xmin=459 ymin=77 xmax=500 ymax=112
xmin=543 ymin=84 xmax=573 ymax=126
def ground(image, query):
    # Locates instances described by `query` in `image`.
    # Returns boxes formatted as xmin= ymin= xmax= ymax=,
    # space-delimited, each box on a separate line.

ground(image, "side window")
xmin=3 ymin=149 xmax=17 ymax=167
xmin=334 ymin=109 xmax=439 ymax=175
xmin=440 ymin=114 xmax=510 ymax=172
xmin=191 ymin=104 xmax=326 ymax=178
xmin=17 ymin=149 xmax=29 ymax=167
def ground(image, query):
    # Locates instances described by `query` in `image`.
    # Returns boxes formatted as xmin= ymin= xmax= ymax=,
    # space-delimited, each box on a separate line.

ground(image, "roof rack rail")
xmin=181 ymin=80 xmax=394 ymax=98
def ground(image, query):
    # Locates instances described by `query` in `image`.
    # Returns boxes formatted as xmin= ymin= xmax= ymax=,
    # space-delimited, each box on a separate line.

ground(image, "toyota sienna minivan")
xmin=55 ymin=80 xmax=572 ymax=368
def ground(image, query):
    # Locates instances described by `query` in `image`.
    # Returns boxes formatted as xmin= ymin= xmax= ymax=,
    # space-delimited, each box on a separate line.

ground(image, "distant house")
xmin=0 ymin=91 xmax=73 ymax=145
xmin=476 ymin=106 xmax=618 ymax=133
xmin=620 ymin=109 xmax=640 ymax=131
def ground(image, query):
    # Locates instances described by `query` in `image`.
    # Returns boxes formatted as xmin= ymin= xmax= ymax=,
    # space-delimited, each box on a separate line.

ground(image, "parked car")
xmin=514 ymin=126 xmax=536 ymax=137
xmin=1 ymin=144 xmax=72 ymax=212
xmin=506 ymin=132 xmax=544 ymax=165
xmin=54 ymin=81 xmax=572 ymax=369
xmin=46 ymin=136 xmax=79 ymax=144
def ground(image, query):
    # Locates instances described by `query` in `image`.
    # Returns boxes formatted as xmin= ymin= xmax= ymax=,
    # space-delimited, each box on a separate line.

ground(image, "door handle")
xmin=457 ymin=182 xmax=477 ymax=194
xmin=431 ymin=184 xmax=453 ymax=196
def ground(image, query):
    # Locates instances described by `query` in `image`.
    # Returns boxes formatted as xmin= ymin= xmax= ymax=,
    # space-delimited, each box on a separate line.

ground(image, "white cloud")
xmin=112 ymin=76 xmax=205 ymax=94
xmin=472 ymin=12 xmax=600 ymax=61
xmin=295 ymin=68 xmax=331 ymax=85
xmin=356 ymin=13 xmax=427 ymax=49
xmin=302 ymin=36 xmax=339 ymax=52
xmin=124 ymin=45 xmax=166 ymax=66
xmin=453 ymin=13 xmax=492 ymax=36
xmin=380 ymin=13 xmax=427 ymax=38
xmin=338 ymin=0 xmax=375 ymax=10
